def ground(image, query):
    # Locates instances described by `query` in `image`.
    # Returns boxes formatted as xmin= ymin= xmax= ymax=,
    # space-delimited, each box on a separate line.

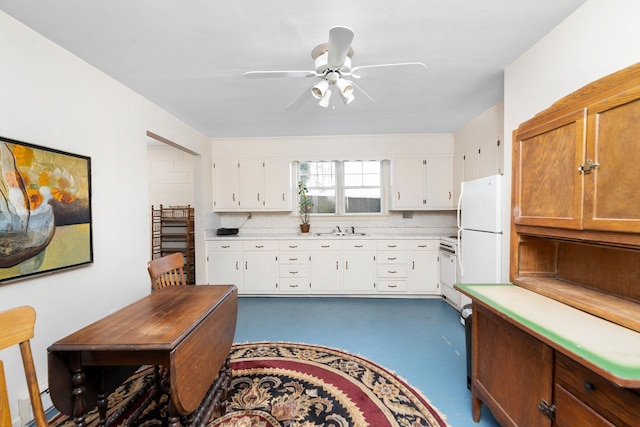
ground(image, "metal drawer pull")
xmin=290 ymin=284 xmax=298 ymax=288
xmin=388 ymin=245 xmax=397 ymax=248
xmin=322 ymin=245 xmax=330 ymax=248
xmin=387 ymin=257 xmax=397 ymax=260
xmin=289 ymin=271 xmax=298 ymax=275
xmin=388 ymin=270 xmax=397 ymax=274
xmin=289 ymin=257 xmax=298 ymax=261
xmin=354 ymin=245 xmax=363 ymax=248
xmin=235 ymin=261 xmax=239 ymax=270
xmin=255 ymin=245 xmax=264 ymax=248
xmin=583 ymin=382 xmax=595 ymax=391
xmin=289 ymin=245 xmax=298 ymax=248
xmin=418 ymin=245 xmax=427 ymax=248
xmin=388 ymin=284 xmax=397 ymax=288
xmin=222 ymin=245 xmax=230 ymax=248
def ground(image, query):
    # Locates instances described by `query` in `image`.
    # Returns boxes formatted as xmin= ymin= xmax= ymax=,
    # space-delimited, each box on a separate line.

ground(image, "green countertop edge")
xmin=456 ymin=283 xmax=640 ymax=382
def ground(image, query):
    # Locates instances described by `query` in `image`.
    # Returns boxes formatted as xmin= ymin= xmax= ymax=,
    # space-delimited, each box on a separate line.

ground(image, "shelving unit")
xmin=151 ymin=205 xmax=195 ymax=285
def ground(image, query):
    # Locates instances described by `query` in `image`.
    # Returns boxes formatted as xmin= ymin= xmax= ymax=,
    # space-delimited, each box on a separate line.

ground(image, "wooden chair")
xmin=0 ymin=306 xmax=47 ymax=427
xmin=147 ymin=252 xmax=187 ymax=291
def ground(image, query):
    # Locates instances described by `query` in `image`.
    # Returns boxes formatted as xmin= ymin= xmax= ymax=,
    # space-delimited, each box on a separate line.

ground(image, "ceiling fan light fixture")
xmin=318 ymin=86 xmax=333 ymax=108
xmin=336 ymin=78 xmax=354 ymax=96
xmin=311 ymin=80 xmax=329 ymax=99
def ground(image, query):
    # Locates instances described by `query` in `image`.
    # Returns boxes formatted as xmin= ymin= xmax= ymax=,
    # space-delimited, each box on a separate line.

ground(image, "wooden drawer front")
xmin=278 ymin=265 xmax=310 ymax=278
xmin=377 ymin=265 xmax=408 ymax=278
xmin=208 ymin=241 xmax=242 ymax=251
xmin=554 ymin=384 xmax=615 ymax=427
xmin=377 ymin=240 xmax=408 ymax=251
xmin=310 ymin=241 xmax=343 ymax=251
xmin=378 ymin=252 xmax=408 ymax=264
xmin=555 ymin=353 xmax=640 ymax=426
xmin=410 ymin=240 xmax=436 ymax=251
xmin=279 ymin=278 xmax=309 ymax=292
xmin=378 ymin=280 xmax=408 ymax=292
xmin=278 ymin=241 xmax=309 ymax=251
xmin=343 ymin=240 xmax=376 ymax=251
xmin=243 ymin=241 xmax=277 ymax=251
xmin=279 ymin=252 xmax=308 ymax=264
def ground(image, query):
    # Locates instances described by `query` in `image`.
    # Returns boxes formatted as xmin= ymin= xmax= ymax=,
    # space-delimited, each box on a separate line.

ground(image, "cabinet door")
xmin=238 ymin=159 xmax=263 ymax=210
xmin=453 ymin=151 xmax=465 ymax=204
xmin=343 ymin=251 xmax=376 ymax=292
xmin=473 ymin=306 xmax=553 ymax=426
xmin=478 ymin=138 xmax=504 ymax=178
xmin=425 ymin=156 xmax=454 ymax=209
xmin=206 ymin=242 xmax=242 ymax=289
xmin=242 ymin=241 xmax=277 ymax=293
xmin=213 ymin=160 xmax=239 ymax=210
xmin=392 ymin=157 xmax=426 ymax=209
xmin=263 ymin=159 xmax=291 ymax=210
xmin=408 ymin=241 xmax=440 ymax=294
xmin=583 ymin=87 xmax=640 ymax=233
xmin=310 ymin=251 xmax=342 ymax=292
xmin=513 ymin=109 xmax=586 ymax=229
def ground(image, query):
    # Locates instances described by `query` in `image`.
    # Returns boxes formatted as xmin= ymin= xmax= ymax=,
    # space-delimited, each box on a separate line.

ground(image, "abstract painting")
xmin=0 ymin=136 xmax=92 ymax=283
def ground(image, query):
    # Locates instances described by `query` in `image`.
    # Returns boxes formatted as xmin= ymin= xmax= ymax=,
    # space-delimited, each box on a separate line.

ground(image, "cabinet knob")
xmin=583 ymin=381 xmax=595 ymax=392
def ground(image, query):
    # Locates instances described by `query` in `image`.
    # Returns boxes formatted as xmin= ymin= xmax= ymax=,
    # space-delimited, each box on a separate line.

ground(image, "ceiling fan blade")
xmin=350 ymin=62 xmax=427 ymax=79
xmin=351 ymin=81 xmax=376 ymax=103
xmin=244 ymin=70 xmax=318 ymax=79
xmin=327 ymin=26 xmax=355 ymax=67
xmin=285 ymin=86 xmax=312 ymax=111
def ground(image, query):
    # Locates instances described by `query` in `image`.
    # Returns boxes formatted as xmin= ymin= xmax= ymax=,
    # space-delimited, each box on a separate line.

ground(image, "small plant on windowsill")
xmin=297 ymin=179 xmax=313 ymax=233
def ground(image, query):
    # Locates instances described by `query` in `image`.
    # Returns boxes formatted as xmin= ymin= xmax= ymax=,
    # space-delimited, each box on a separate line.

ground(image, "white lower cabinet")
xmin=241 ymin=241 xmax=277 ymax=293
xmin=207 ymin=238 xmax=441 ymax=296
xmin=309 ymin=240 xmax=343 ymax=293
xmin=343 ymin=240 xmax=376 ymax=293
xmin=408 ymin=240 xmax=440 ymax=294
xmin=278 ymin=241 xmax=310 ymax=293
xmin=206 ymin=240 xmax=242 ymax=290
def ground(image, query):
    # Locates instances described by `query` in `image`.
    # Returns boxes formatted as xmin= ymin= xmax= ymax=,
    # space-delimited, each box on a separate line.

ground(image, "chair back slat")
xmin=0 ymin=306 xmax=47 ymax=427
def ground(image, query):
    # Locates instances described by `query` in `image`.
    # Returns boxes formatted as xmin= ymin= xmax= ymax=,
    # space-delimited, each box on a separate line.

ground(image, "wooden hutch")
xmin=457 ymin=62 xmax=640 ymax=426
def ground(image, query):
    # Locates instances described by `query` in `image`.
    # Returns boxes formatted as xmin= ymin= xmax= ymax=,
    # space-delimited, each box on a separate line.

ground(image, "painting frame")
xmin=0 ymin=135 xmax=93 ymax=283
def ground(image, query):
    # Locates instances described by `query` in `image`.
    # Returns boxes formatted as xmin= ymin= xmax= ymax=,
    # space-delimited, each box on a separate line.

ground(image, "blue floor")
xmin=234 ymin=296 xmax=500 ymax=427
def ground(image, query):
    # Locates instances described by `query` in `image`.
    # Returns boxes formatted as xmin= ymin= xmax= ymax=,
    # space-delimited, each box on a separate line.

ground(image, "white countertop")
xmin=205 ymin=232 xmax=448 ymax=240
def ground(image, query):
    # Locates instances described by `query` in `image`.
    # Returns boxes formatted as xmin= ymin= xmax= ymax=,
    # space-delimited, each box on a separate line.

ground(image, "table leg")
xmin=97 ymin=370 xmax=108 ymax=427
xmin=167 ymin=397 xmax=182 ymax=427
xmin=71 ymin=366 xmax=87 ymax=427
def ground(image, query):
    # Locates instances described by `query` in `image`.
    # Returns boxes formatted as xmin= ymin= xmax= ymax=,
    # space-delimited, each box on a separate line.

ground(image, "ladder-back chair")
xmin=0 ymin=306 xmax=47 ymax=427
xmin=147 ymin=252 xmax=187 ymax=291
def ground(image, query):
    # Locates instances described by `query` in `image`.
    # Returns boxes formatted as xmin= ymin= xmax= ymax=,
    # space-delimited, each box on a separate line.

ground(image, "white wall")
xmin=0 ymin=11 xmax=211 ymax=425
xmin=148 ymin=144 xmax=196 ymax=208
xmin=502 ymin=0 xmax=640 ymax=280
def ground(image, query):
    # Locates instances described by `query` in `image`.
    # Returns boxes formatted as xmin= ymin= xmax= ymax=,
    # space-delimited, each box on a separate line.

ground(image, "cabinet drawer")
xmin=278 ymin=265 xmax=310 ymax=278
xmin=377 ymin=240 xmax=408 ymax=251
xmin=378 ymin=252 xmax=408 ymax=264
xmin=278 ymin=241 xmax=309 ymax=251
xmin=208 ymin=241 xmax=242 ymax=251
xmin=555 ymin=353 xmax=640 ymax=426
xmin=279 ymin=252 xmax=308 ymax=264
xmin=377 ymin=265 xmax=408 ymax=278
xmin=243 ymin=241 xmax=277 ymax=251
xmin=378 ymin=280 xmax=408 ymax=292
xmin=310 ymin=241 xmax=343 ymax=251
xmin=410 ymin=240 xmax=437 ymax=251
xmin=279 ymin=278 xmax=309 ymax=292
xmin=343 ymin=240 xmax=376 ymax=251
xmin=554 ymin=384 xmax=615 ymax=427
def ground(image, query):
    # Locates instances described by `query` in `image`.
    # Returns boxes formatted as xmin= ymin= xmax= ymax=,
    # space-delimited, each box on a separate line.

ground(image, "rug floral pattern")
xmin=50 ymin=342 xmax=450 ymax=427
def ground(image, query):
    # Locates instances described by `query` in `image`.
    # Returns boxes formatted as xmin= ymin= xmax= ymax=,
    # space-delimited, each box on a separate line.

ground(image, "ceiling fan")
xmin=244 ymin=26 xmax=427 ymax=110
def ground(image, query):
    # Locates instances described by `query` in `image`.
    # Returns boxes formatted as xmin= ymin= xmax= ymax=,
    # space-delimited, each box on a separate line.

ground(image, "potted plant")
xmin=297 ymin=179 xmax=313 ymax=233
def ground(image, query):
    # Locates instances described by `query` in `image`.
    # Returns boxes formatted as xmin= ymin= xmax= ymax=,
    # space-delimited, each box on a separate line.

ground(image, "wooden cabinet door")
xmin=583 ymin=86 xmax=640 ymax=233
xmin=392 ymin=157 xmax=426 ymax=209
xmin=213 ymin=160 xmax=239 ymax=210
xmin=513 ymin=110 xmax=586 ymax=229
xmin=473 ymin=306 xmax=553 ymax=426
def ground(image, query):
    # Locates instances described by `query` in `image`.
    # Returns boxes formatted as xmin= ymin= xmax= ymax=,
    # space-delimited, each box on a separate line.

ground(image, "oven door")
xmin=439 ymin=249 xmax=460 ymax=309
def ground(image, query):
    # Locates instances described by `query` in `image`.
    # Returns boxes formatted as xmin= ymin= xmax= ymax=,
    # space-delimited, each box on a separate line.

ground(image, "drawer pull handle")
xmin=387 ymin=257 xmax=397 ymax=261
xmin=388 ymin=270 xmax=397 ymax=274
xmin=289 ymin=271 xmax=298 ymax=275
xmin=388 ymin=245 xmax=397 ymax=248
xmin=255 ymin=245 xmax=264 ymax=248
xmin=418 ymin=245 xmax=427 ymax=248
xmin=322 ymin=245 xmax=330 ymax=248
xmin=583 ymin=382 xmax=595 ymax=392
xmin=289 ymin=245 xmax=298 ymax=248
xmin=222 ymin=245 xmax=230 ymax=248
xmin=354 ymin=245 xmax=363 ymax=248
xmin=289 ymin=257 xmax=298 ymax=261
xmin=388 ymin=285 xmax=397 ymax=288
xmin=290 ymin=284 xmax=298 ymax=288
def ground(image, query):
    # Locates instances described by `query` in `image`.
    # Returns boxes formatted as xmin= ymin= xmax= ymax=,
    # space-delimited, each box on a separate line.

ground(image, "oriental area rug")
xmin=49 ymin=342 xmax=450 ymax=427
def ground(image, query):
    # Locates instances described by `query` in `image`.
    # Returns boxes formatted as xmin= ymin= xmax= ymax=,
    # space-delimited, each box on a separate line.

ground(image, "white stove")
xmin=439 ymin=235 xmax=462 ymax=310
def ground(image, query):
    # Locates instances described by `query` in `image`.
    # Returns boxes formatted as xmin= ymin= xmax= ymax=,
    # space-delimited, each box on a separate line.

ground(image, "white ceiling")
xmin=0 ymin=0 xmax=587 ymax=139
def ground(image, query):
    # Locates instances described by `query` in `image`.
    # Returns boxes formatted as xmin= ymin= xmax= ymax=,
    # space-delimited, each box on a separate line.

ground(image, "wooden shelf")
xmin=151 ymin=205 xmax=195 ymax=285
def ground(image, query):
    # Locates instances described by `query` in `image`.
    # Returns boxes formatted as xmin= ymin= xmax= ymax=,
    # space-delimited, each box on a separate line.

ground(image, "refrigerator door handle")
xmin=457 ymin=183 xmax=464 ymax=277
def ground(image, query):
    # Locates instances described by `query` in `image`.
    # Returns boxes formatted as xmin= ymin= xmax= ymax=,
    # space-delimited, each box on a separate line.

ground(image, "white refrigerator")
xmin=457 ymin=174 xmax=503 ymax=307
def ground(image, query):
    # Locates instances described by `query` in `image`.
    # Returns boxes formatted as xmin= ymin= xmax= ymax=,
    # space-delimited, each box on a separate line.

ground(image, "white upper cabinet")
xmin=213 ymin=158 xmax=291 ymax=212
xmin=391 ymin=156 xmax=454 ymax=210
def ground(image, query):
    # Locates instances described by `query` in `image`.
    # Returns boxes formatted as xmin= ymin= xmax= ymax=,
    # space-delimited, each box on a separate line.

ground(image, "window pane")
xmin=343 ymin=161 xmax=382 ymax=214
xmin=299 ymin=161 xmax=337 ymax=214
xmin=345 ymin=188 xmax=381 ymax=213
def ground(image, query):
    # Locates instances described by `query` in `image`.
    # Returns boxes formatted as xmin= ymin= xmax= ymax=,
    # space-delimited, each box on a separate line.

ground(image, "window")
xmin=298 ymin=160 xmax=383 ymax=215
